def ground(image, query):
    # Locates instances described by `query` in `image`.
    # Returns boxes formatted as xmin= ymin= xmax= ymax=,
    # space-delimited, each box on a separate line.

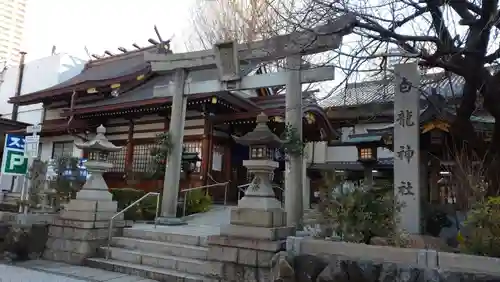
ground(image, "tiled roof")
xmin=72 ymin=76 xmax=165 ymax=110
xmin=72 ymin=66 xmax=259 ymax=111
xmin=251 ymin=91 xmax=319 ymax=109
xmin=321 ymin=71 xmax=465 ymax=108
xmin=9 ymin=47 xmax=159 ymax=105
xmin=0 ymin=117 xmax=31 ymax=130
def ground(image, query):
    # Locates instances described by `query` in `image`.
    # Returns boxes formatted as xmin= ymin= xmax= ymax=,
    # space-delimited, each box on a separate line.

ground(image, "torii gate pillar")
xmin=157 ymin=69 xmax=187 ymax=225
xmin=285 ymin=55 xmax=304 ymax=229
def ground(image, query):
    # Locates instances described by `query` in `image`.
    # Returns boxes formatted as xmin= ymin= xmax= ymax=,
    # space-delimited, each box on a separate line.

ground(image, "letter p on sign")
xmin=5 ymin=150 xmax=27 ymax=175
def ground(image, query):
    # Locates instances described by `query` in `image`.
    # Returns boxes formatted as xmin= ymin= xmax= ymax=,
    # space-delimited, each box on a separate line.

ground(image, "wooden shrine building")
xmin=7 ymin=45 xmax=336 ymax=203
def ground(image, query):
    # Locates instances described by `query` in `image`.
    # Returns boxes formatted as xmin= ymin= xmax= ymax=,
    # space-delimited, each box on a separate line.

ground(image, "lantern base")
xmin=155 ymin=216 xmax=186 ymax=226
xmin=240 ymin=159 xmax=281 ymax=210
xmin=238 ymin=195 xmax=282 ymax=210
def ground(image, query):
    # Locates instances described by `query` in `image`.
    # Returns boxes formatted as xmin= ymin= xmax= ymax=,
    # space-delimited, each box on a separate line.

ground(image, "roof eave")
xmin=0 ymin=118 xmax=31 ymax=130
xmin=8 ymin=66 xmax=151 ymax=106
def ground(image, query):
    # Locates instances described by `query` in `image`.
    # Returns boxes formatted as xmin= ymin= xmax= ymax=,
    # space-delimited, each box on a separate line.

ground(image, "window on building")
xmin=51 ymin=141 xmax=73 ymax=159
xmin=107 ymin=147 xmax=126 ymax=172
xmin=132 ymin=144 xmax=158 ymax=173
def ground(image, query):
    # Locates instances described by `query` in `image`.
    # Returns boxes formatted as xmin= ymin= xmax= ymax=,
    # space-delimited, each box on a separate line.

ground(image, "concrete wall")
xmin=0 ymin=53 xmax=86 ymax=124
xmin=286 ymin=236 xmax=500 ymax=276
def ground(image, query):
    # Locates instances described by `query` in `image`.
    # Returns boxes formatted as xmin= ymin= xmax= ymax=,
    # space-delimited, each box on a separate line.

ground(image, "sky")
xmin=22 ymin=0 xmax=197 ymax=62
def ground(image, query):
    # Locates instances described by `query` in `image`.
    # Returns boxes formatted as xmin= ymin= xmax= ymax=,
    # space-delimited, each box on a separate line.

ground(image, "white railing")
xmin=106 ymin=181 xmax=230 ymax=259
xmin=106 ymin=192 xmax=160 ymax=259
xmin=180 ymin=182 xmax=230 ymax=217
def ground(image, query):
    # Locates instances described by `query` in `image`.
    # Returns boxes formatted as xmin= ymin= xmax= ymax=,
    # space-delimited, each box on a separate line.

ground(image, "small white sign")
xmin=26 ymin=124 xmax=42 ymax=134
xmin=25 ymin=135 xmax=40 ymax=158
xmin=25 ymin=135 xmax=40 ymax=144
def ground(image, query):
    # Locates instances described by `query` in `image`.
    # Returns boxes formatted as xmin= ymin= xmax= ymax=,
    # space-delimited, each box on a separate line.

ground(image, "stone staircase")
xmin=86 ymin=225 xmax=221 ymax=282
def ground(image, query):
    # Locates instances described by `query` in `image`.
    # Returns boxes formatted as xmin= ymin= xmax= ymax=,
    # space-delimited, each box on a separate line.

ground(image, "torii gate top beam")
xmin=145 ymin=14 xmax=356 ymax=72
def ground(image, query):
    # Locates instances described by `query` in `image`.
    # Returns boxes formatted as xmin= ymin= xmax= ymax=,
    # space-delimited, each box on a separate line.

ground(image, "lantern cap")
xmin=233 ymin=112 xmax=283 ymax=148
xmin=182 ymin=149 xmax=201 ymax=162
xmin=75 ymin=124 xmax=123 ymax=152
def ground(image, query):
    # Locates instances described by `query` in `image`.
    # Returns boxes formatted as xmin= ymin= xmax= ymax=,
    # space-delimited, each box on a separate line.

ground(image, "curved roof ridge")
xmin=85 ymin=45 xmax=164 ymax=68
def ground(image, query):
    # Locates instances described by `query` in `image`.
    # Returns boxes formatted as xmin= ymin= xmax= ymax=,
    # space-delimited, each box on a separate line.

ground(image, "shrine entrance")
xmin=146 ymin=14 xmax=356 ymax=227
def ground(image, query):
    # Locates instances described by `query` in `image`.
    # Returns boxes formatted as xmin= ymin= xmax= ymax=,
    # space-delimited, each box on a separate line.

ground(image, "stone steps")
xmin=101 ymin=246 xmax=220 ymax=277
xmin=123 ymin=228 xmax=209 ymax=246
xmin=86 ymin=258 xmax=216 ymax=282
xmin=85 ymin=226 xmax=221 ymax=282
xmin=111 ymin=237 xmax=209 ymax=260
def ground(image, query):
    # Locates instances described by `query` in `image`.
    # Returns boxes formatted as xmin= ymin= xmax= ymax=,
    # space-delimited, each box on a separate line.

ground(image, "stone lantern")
xmin=208 ymin=113 xmax=293 ymax=274
xmin=233 ymin=112 xmax=283 ymax=210
xmin=180 ymin=147 xmax=201 ymax=179
xmin=356 ymin=143 xmax=378 ymax=189
xmin=74 ymin=124 xmax=123 ymax=201
xmin=357 ymin=144 xmax=378 ymax=164
xmin=43 ymin=125 xmax=125 ymax=264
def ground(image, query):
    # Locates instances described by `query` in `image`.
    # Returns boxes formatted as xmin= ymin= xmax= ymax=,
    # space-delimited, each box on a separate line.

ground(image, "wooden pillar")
xmin=201 ymin=118 xmax=213 ymax=185
xmin=223 ymin=140 xmax=232 ymax=201
xmin=164 ymin=115 xmax=170 ymax=130
xmin=429 ymin=157 xmax=440 ymax=204
xmin=208 ymin=122 xmax=214 ymax=179
xmin=125 ymin=120 xmax=134 ymax=171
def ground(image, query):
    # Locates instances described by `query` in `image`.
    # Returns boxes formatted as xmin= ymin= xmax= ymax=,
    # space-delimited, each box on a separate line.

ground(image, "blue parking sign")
xmin=1 ymin=134 xmax=27 ymax=176
xmin=6 ymin=134 xmax=25 ymax=151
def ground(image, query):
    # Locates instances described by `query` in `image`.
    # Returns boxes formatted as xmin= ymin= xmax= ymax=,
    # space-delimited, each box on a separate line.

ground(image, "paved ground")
xmin=6 ymin=260 xmax=157 ymax=282
xmin=130 ymin=205 xmax=230 ymax=237
xmin=186 ymin=205 xmax=231 ymax=226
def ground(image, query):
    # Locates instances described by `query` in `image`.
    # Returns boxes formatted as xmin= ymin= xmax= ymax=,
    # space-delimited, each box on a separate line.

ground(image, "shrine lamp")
xmin=78 ymin=125 xmax=122 ymax=163
xmin=357 ymin=143 xmax=378 ymax=164
xmin=233 ymin=112 xmax=283 ymax=160
xmin=181 ymin=147 xmax=201 ymax=175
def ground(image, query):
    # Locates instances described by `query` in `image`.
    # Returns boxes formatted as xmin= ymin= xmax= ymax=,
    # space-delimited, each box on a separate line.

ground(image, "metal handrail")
xmin=181 ymin=182 xmax=230 ymax=217
xmin=106 ymin=191 xmax=160 ymax=259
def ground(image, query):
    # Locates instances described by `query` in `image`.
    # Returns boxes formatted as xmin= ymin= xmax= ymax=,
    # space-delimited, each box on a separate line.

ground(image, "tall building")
xmin=0 ymin=0 xmax=27 ymax=66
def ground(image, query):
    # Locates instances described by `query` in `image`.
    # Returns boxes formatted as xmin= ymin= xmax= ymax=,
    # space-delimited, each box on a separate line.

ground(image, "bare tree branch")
xmin=261 ymin=0 xmax=500 ymax=193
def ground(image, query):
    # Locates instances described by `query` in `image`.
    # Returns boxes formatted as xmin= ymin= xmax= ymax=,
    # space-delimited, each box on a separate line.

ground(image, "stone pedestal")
xmin=207 ymin=208 xmax=294 ymax=281
xmin=43 ymin=199 xmax=124 ymax=264
xmin=207 ymin=159 xmax=295 ymax=281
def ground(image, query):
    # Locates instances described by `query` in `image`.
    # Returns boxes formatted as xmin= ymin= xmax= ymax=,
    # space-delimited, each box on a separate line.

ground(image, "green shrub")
xmin=138 ymin=195 xmax=160 ymax=221
xmin=324 ymin=177 xmax=402 ymax=244
xmin=110 ymin=188 xmax=145 ymax=220
xmin=459 ymin=196 xmax=500 ymax=257
xmin=185 ymin=189 xmax=212 ymax=215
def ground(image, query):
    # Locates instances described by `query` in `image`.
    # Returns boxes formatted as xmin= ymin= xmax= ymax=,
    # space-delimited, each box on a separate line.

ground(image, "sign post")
xmin=19 ymin=124 xmax=42 ymax=213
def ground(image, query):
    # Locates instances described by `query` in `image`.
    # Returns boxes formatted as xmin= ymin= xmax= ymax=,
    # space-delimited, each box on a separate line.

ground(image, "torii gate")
xmin=146 ymin=14 xmax=356 ymax=227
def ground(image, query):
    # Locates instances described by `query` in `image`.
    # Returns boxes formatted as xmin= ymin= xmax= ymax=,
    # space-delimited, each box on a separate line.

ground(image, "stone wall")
xmin=0 ymin=222 xmax=50 ymax=261
xmin=270 ymin=237 xmax=500 ymax=282
xmin=0 ymin=213 xmax=56 ymax=261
